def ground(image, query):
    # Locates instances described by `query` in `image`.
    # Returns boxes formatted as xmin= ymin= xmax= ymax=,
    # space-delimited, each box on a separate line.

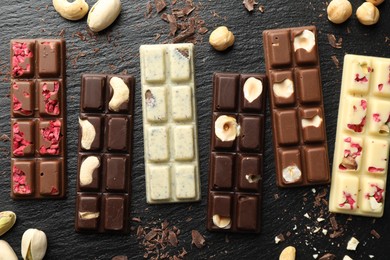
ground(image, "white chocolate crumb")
xmin=347 ymin=237 xmax=359 ymax=251
xmin=322 ymin=229 xmax=328 ymax=235
xmin=304 ymin=213 xmax=311 ymax=219
xmin=275 ymin=236 xmax=282 ymax=244
xmin=343 ymin=256 xmax=353 ymax=260
xmin=369 ymin=255 xmax=374 ymax=258
xmin=293 ymin=225 xmax=297 ymax=230
xmin=317 ymin=217 xmax=325 ymax=222
xmin=313 ymin=254 xmax=318 ymax=259
xmin=312 ymin=188 xmax=316 ymax=193
xmin=313 ymin=227 xmax=321 ymax=233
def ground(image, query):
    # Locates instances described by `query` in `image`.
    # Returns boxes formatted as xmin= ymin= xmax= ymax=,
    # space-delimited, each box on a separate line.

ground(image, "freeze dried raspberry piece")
xmin=39 ymin=120 xmax=62 ymax=155
xmin=41 ymin=82 xmax=60 ymax=115
xmin=339 ymin=191 xmax=356 ymax=210
xmin=12 ymin=122 xmax=32 ymax=156
xmin=13 ymin=166 xmax=32 ymax=195
xmin=11 ymin=42 xmax=34 ymax=77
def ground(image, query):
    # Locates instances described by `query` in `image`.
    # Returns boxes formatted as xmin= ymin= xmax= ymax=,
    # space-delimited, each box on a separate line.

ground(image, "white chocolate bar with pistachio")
xmin=329 ymin=54 xmax=390 ymax=217
xmin=140 ymin=43 xmax=200 ymax=204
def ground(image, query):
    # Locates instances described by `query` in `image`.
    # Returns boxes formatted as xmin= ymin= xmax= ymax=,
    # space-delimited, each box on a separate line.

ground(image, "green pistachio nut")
xmin=0 ymin=211 xmax=16 ymax=236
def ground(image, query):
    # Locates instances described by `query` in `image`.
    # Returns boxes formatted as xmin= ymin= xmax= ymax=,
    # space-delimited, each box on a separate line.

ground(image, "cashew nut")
xmin=79 ymin=156 xmax=100 ymax=186
xmin=52 ymin=0 xmax=89 ymax=21
xmin=79 ymin=118 xmax=96 ymax=150
xmin=87 ymin=0 xmax=122 ymax=32
xmin=109 ymin=77 xmax=129 ymax=111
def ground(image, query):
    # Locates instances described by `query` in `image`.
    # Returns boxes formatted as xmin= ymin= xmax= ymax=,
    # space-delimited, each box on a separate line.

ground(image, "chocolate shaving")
xmin=331 ymin=55 xmax=340 ymax=69
xmin=330 ymin=216 xmax=338 ymax=230
xmin=154 ymin=0 xmax=166 ymax=13
xmin=371 ymin=229 xmax=381 ymax=239
xmin=183 ymin=6 xmax=195 ymax=16
xmin=132 ymin=217 xmax=142 ymax=223
xmin=145 ymin=1 xmax=153 ymax=18
xmin=191 ymin=230 xmax=205 ymax=249
xmin=168 ymin=231 xmax=178 ymax=246
xmin=167 ymin=14 xmax=178 ymax=36
xmin=172 ymin=18 xmax=195 ymax=43
xmin=112 ymin=256 xmax=128 ymax=260
xmin=145 ymin=230 xmax=158 ymax=241
xmin=329 ymin=229 xmax=343 ymax=238
xmin=198 ymin=27 xmax=208 ymax=35
xmin=327 ymin=34 xmax=342 ymax=49
xmin=319 ymin=253 xmax=336 ymax=260
xmin=243 ymin=0 xmax=258 ymax=11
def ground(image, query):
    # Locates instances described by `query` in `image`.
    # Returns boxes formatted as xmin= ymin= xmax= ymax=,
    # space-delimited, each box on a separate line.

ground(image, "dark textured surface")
xmin=0 ymin=0 xmax=389 ymax=259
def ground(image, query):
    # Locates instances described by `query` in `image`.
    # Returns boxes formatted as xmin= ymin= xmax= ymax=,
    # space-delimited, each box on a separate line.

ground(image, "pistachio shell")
xmin=21 ymin=229 xmax=47 ymax=260
xmin=0 ymin=211 xmax=16 ymax=237
xmin=0 ymin=240 xmax=18 ymax=260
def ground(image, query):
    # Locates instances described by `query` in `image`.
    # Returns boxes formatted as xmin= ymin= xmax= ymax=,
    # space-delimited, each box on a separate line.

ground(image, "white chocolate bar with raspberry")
xmin=329 ymin=54 xmax=390 ymax=217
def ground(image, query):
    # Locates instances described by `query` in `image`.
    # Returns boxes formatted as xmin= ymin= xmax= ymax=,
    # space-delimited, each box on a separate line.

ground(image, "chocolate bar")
xmin=139 ymin=43 xmax=200 ymax=204
xmin=262 ymin=26 xmax=330 ymax=187
xmin=329 ymin=54 xmax=390 ymax=217
xmin=75 ymin=74 xmax=134 ymax=233
xmin=207 ymin=73 xmax=266 ymax=233
xmin=10 ymin=39 xmax=66 ymax=199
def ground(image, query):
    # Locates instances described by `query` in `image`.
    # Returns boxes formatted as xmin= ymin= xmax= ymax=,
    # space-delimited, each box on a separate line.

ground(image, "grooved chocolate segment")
xmin=263 ymin=26 xmax=330 ymax=187
xmin=207 ymin=72 xmax=266 ymax=233
xmin=76 ymin=74 xmax=134 ymax=234
xmin=10 ymin=39 xmax=66 ymax=199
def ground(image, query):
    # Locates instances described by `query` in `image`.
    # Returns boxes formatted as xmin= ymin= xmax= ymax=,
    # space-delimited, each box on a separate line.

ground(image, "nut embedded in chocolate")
xmin=214 ymin=115 xmax=239 ymax=142
xmin=340 ymin=155 xmax=358 ymax=170
xmin=243 ymin=77 xmax=263 ymax=103
xmin=212 ymin=214 xmax=231 ymax=229
xmin=282 ymin=165 xmax=302 ymax=183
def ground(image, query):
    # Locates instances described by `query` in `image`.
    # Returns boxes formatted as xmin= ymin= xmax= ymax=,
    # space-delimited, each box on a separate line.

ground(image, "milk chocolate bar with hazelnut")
xmin=329 ymin=54 xmax=390 ymax=217
xmin=262 ymin=26 xmax=330 ymax=187
xmin=75 ymin=74 xmax=134 ymax=234
xmin=139 ymin=43 xmax=200 ymax=204
xmin=10 ymin=39 xmax=66 ymax=199
xmin=207 ymin=72 xmax=266 ymax=233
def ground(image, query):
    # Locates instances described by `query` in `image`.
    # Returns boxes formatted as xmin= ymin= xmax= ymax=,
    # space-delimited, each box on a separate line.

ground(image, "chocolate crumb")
xmin=198 ymin=27 xmax=208 ymax=35
xmin=275 ymin=233 xmax=285 ymax=243
xmin=0 ymin=134 xmax=10 ymax=142
xmin=286 ymin=231 xmax=292 ymax=237
xmin=154 ymin=33 xmax=161 ymax=41
xmin=319 ymin=253 xmax=336 ymax=260
xmin=371 ymin=229 xmax=381 ymax=239
xmin=172 ymin=18 xmax=195 ymax=43
xmin=154 ymin=0 xmax=166 ymax=13
xmin=58 ymin=29 xmax=65 ymax=38
xmin=243 ymin=0 xmax=258 ymax=11
xmin=191 ymin=230 xmax=206 ymax=249
xmin=331 ymin=55 xmax=340 ymax=69
xmin=145 ymin=230 xmax=157 ymax=241
xmin=167 ymin=14 xmax=178 ymax=36
xmin=330 ymin=216 xmax=338 ymax=230
xmin=259 ymin=5 xmax=265 ymax=13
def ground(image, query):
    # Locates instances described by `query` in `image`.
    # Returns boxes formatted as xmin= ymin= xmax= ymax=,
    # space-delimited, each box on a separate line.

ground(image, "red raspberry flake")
xmin=12 ymin=123 xmax=32 ymax=156
xmin=39 ymin=120 xmax=62 ymax=155
xmin=42 ymin=82 xmax=60 ymax=115
xmin=13 ymin=166 xmax=31 ymax=194
xmin=339 ymin=191 xmax=356 ymax=209
xmin=355 ymin=74 xmax=368 ymax=83
xmin=373 ymin=113 xmax=381 ymax=123
xmin=12 ymin=42 xmax=33 ymax=77
xmin=347 ymin=116 xmax=366 ymax=133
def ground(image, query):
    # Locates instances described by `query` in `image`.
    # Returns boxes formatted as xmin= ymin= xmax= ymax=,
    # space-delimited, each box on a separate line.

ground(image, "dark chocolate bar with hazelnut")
xmin=262 ymin=26 xmax=330 ymax=187
xmin=75 ymin=74 xmax=135 ymax=234
xmin=207 ymin=72 xmax=266 ymax=233
xmin=10 ymin=39 xmax=66 ymax=199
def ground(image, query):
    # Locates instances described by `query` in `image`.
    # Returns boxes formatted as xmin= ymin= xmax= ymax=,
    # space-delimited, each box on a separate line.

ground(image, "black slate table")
xmin=0 ymin=1 xmax=389 ymax=259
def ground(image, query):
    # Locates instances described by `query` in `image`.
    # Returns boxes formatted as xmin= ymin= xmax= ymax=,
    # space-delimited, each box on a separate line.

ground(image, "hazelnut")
xmin=282 ymin=165 xmax=301 ymax=183
xmin=366 ymin=0 xmax=384 ymax=6
xmin=212 ymin=214 xmax=231 ymax=229
xmin=214 ymin=115 xmax=239 ymax=142
xmin=356 ymin=2 xmax=380 ymax=25
xmin=209 ymin=26 xmax=235 ymax=51
xmin=379 ymin=124 xmax=389 ymax=134
xmin=273 ymin=78 xmax=294 ymax=98
xmin=246 ymin=174 xmax=261 ymax=183
xmin=327 ymin=0 xmax=353 ymax=24
xmin=340 ymin=155 xmax=358 ymax=170
xmin=293 ymin=30 xmax=315 ymax=52
xmin=243 ymin=77 xmax=263 ymax=103
xmin=279 ymin=246 xmax=296 ymax=260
